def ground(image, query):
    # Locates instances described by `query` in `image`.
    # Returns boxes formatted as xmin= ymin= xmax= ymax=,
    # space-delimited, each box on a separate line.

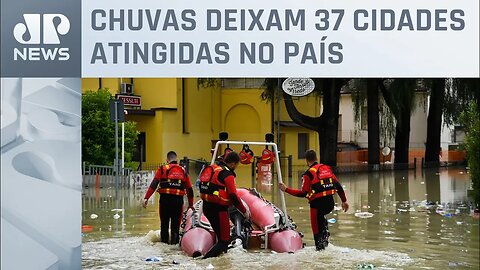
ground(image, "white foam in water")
xmin=145 ymin=230 xmax=162 ymax=243
xmin=84 ymin=233 xmax=415 ymax=270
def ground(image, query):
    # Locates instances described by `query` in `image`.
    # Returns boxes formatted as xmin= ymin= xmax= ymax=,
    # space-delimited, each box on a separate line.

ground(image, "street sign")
xmin=109 ymin=99 xmax=125 ymax=123
xmin=116 ymin=94 xmax=141 ymax=107
xmin=282 ymin=78 xmax=315 ymax=97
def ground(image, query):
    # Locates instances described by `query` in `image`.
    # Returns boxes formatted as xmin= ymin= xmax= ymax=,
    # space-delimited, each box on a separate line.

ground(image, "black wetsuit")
xmin=159 ymin=194 xmax=184 ymax=244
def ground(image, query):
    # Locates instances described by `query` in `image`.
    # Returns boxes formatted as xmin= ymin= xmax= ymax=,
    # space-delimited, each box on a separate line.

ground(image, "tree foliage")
xmin=379 ymin=79 xmax=418 ymax=165
xmin=262 ymin=78 xmax=349 ymax=166
xmin=460 ymin=101 xmax=480 ymax=206
xmin=444 ymin=79 xmax=480 ymax=126
xmin=82 ymin=89 xmax=139 ymax=166
xmin=349 ymin=79 xmax=396 ymax=148
xmin=197 ymin=78 xmax=221 ymax=88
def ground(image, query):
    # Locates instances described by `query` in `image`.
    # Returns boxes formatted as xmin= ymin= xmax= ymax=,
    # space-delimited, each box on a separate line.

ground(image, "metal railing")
xmin=82 ymin=164 xmax=132 ymax=188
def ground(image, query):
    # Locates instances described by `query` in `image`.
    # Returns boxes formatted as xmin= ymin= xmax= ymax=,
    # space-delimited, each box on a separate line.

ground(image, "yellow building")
xmin=81 ymin=78 xmax=322 ymax=170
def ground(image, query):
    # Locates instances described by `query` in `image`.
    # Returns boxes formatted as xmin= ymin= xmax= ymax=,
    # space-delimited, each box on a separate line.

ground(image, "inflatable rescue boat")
xmin=180 ymin=188 xmax=303 ymax=257
xmin=180 ymin=137 xmax=303 ymax=257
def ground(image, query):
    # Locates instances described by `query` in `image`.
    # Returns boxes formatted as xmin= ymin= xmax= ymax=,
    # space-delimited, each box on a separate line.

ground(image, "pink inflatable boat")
xmin=180 ymin=188 xmax=303 ymax=257
xmin=179 ymin=201 xmax=216 ymax=257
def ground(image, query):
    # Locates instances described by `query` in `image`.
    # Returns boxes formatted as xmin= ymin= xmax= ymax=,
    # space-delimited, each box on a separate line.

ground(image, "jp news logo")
xmin=13 ymin=14 xmax=70 ymax=61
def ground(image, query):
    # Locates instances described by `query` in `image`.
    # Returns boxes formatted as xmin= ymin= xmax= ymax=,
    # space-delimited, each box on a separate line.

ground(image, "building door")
xmin=133 ymin=132 xmax=146 ymax=162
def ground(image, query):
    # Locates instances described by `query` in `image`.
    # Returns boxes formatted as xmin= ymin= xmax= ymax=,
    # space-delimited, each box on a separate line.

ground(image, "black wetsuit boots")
xmin=314 ymin=219 xmax=330 ymax=250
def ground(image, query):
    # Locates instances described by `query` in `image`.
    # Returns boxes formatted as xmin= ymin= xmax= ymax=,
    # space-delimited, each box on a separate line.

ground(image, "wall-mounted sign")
xmin=116 ymin=94 xmax=141 ymax=107
xmin=282 ymin=78 xmax=315 ymax=97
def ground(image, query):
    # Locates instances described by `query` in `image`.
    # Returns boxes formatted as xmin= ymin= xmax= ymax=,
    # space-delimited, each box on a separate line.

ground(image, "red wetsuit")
xmin=285 ymin=162 xmax=346 ymax=249
xmin=201 ymin=162 xmax=246 ymax=259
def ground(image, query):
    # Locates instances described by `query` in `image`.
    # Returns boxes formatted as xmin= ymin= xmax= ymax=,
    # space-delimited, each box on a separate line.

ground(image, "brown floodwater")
xmin=82 ymin=166 xmax=479 ymax=269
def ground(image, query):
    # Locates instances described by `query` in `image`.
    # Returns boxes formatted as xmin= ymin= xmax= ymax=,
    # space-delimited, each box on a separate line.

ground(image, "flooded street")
xmin=82 ymin=167 xmax=479 ymax=269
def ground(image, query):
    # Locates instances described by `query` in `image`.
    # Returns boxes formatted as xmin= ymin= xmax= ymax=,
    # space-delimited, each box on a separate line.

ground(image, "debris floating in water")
xmin=448 ymin=262 xmax=464 ymax=267
xmin=436 ymin=209 xmax=454 ymax=217
xmin=145 ymin=230 xmax=162 ymax=242
xmin=90 ymin=214 xmax=98 ymax=219
xmin=113 ymin=213 xmax=120 ymax=219
xmin=145 ymin=256 xmax=162 ymax=262
xmin=172 ymin=260 xmax=179 ymax=265
xmin=354 ymin=212 xmax=374 ymax=219
xmin=207 ymin=263 xmax=215 ymax=269
xmin=357 ymin=263 xmax=375 ymax=269
xmin=327 ymin=218 xmax=337 ymax=224
xmin=111 ymin=208 xmax=124 ymax=212
xmin=82 ymin=225 xmax=93 ymax=233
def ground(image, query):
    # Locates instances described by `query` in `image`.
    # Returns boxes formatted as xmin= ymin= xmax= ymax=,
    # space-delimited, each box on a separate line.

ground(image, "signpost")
xmin=109 ymin=99 xmax=125 ymax=207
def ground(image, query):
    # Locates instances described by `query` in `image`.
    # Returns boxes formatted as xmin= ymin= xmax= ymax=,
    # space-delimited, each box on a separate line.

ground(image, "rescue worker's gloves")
xmin=259 ymin=148 xmax=275 ymax=164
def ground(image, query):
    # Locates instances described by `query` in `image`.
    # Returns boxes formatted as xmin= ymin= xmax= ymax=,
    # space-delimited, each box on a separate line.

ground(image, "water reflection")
xmin=82 ymin=167 xmax=479 ymax=269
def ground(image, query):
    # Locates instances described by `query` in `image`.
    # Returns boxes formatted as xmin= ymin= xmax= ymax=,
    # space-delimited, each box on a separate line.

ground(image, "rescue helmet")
xmin=260 ymin=148 xmax=275 ymax=164
xmin=239 ymin=150 xmax=254 ymax=165
xmin=219 ymin=147 xmax=233 ymax=161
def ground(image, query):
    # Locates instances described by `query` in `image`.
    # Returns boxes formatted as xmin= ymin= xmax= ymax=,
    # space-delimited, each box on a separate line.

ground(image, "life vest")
xmin=305 ymin=164 xmax=337 ymax=202
xmin=199 ymin=164 xmax=230 ymax=206
xmin=259 ymin=148 xmax=275 ymax=164
xmin=157 ymin=164 xmax=187 ymax=196
xmin=239 ymin=149 xmax=254 ymax=165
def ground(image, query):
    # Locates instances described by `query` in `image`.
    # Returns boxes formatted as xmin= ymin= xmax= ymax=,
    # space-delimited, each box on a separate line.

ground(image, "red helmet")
xmin=260 ymin=149 xmax=275 ymax=164
xmin=218 ymin=147 xmax=233 ymax=161
xmin=239 ymin=150 xmax=254 ymax=165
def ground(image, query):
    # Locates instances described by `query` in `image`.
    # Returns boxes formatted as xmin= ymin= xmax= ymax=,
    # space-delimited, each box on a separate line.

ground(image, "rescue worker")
xmin=143 ymin=151 xmax=194 ymax=245
xmin=199 ymin=151 xmax=251 ymax=258
xmin=279 ymin=150 xmax=349 ymax=250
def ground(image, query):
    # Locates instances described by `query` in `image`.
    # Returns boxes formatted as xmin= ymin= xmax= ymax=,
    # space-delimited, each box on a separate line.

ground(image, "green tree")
xmin=460 ymin=101 xmax=480 ymax=206
xmin=263 ymin=78 xmax=350 ymax=167
xmin=350 ymin=79 xmax=391 ymax=167
xmin=424 ymin=79 xmax=445 ymax=165
xmin=420 ymin=78 xmax=479 ymax=166
xmin=380 ymin=79 xmax=417 ymax=167
xmin=82 ymin=89 xmax=139 ymax=166
xmin=445 ymin=79 xmax=480 ymax=125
